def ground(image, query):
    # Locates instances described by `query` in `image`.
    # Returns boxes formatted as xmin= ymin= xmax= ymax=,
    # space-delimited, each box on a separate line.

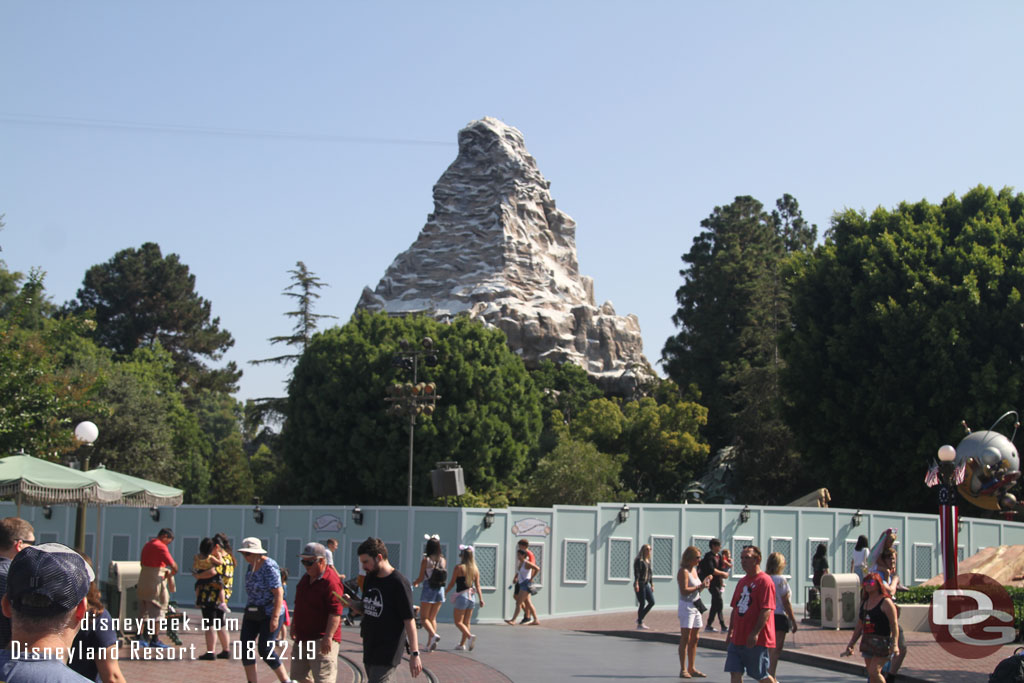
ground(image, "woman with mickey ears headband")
xmin=411 ymin=534 xmax=447 ymax=652
xmin=446 ymin=545 xmax=484 ymax=651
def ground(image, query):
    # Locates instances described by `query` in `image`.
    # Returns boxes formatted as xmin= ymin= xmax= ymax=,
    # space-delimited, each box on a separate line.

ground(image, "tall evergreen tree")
xmin=250 ymin=261 xmax=337 ymax=368
xmin=662 ymin=195 xmax=815 ymax=503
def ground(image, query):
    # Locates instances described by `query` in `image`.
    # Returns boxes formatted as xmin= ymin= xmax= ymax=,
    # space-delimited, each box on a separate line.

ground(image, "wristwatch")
xmin=410 ymin=651 xmax=420 ymax=657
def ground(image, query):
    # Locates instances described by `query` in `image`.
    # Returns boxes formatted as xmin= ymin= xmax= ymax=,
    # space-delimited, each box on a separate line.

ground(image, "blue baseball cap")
xmin=6 ymin=543 xmax=95 ymax=616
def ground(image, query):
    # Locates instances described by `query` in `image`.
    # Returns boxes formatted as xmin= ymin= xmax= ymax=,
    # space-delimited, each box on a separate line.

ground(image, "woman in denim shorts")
xmin=412 ymin=534 xmax=447 ymax=652
xmin=446 ymin=545 xmax=485 ymax=651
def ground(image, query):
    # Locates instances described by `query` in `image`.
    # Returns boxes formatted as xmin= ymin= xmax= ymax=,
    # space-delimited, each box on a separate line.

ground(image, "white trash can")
xmin=820 ymin=572 xmax=860 ymax=629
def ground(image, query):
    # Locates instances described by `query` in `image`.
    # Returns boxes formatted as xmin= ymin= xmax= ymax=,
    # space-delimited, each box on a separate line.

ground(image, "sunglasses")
xmin=18 ymin=539 xmax=34 ymax=546
xmin=301 ymin=558 xmax=319 ymax=567
xmin=863 ymin=579 xmax=878 ymax=587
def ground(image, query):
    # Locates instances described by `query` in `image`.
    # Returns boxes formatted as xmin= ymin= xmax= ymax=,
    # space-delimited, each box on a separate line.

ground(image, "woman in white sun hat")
xmin=238 ymin=538 xmax=291 ymax=683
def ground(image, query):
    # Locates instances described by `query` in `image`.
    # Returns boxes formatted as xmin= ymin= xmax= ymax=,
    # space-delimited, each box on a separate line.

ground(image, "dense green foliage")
xmin=1 ymin=239 xmax=255 ymax=504
xmin=663 ymin=195 xmax=816 ymax=503
xmin=9 ymin=184 xmax=1024 ymax=513
xmin=522 ymin=436 xmax=630 ymax=506
xmin=782 ymin=186 xmax=1024 ymax=511
xmin=72 ymin=242 xmax=240 ymax=395
xmin=280 ymin=312 xmax=544 ymax=504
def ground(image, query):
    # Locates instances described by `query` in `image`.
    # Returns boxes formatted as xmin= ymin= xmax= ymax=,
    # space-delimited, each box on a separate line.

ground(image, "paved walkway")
xmin=114 ymin=607 xmax=1012 ymax=681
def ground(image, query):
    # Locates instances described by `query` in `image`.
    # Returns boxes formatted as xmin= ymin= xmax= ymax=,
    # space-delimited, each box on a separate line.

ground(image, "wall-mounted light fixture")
xmin=252 ymin=497 xmax=264 ymax=524
xmin=851 ymin=510 xmax=863 ymax=527
xmin=739 ymin=505 xmax=751 ymax=525
xmin=483 ymin=508 xmax=495 ymax=529
xmin=352 ymin=505 xmax=364 ymax=526
xmin=149 ymin=506 xmax=160 ymax=522
xmin=42 ymin=505 xmax=52 ymax=520
xmin=617 ymin=504 xmax=630 ymax=525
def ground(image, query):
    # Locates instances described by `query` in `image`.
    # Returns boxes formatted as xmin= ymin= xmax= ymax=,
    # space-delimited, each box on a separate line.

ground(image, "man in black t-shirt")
xmin=357 ymin=537 xmax=421 ymax=682
xmin=700 ymin=538 xmax=730 ymax=632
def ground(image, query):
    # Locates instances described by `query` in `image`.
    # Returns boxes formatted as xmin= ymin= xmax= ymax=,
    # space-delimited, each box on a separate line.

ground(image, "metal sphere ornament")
xmin=955 ymin=412 xmax=1022 ymax=511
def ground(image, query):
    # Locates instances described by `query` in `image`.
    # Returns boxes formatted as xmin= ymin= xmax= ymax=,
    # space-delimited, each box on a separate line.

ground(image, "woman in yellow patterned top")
xmin=195 ymin=533 xmax=236 ymax=660
xmin=194 ymin=538 xmax=229 ymax=611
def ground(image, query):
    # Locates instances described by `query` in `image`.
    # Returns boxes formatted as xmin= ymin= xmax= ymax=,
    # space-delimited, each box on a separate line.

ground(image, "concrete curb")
xmin=584 ymin=630 xmax=935 ymax=683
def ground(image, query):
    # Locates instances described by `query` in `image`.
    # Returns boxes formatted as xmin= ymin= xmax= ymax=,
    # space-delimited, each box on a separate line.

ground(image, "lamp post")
xmin=937 ymin=444 xmax=959 ymax=589
xmin=387 ymin=337 xmax=440 ymax=507
xmin=73 ymin=421 xmax=99 ymax=554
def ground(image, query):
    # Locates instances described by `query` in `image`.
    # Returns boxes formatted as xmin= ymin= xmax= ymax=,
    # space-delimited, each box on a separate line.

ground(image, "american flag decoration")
xmin=924 ymin=463 xmax=940 ymax=488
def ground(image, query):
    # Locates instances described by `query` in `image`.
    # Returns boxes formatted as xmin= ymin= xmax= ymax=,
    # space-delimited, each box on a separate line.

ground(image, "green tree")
xmin=620 ymin=389 xmax=709 ymax=502
xmin=247 ymin=261 xmax=337 ymax=470
xmin=250 ymin=443 xmax=286 ymax=503
xmin=72 ymin=242 xmax=240 ymax=395
xmin=782 ymin=186 xmax=1024 ymax=511
xmin=280 ymin=312 xmax=543 ymax=505
xmin=0 ymin=273 xmax=100 ymax=457
xmin=250 ymin=261 xmax=337 ymax=368
xmin=662 ymin=195 xmax=815 ymax=502
xmin=194 ymin=391 xmax=254 ymax=504
xmin=522 ymin=436 xmax=631 ymax=506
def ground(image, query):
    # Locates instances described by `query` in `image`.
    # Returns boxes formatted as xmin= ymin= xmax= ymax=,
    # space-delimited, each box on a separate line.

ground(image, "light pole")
xmin=73 ymin=421 xmax=99 ymax=554
xmin=386 ymin=337 xmax=440 ymax=506
xmin=936 ymin=444 xmax=959 ymax=589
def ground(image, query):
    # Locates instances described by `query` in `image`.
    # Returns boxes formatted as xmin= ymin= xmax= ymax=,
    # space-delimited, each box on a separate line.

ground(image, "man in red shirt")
xmin=138 ymin=528 xmax=177 ymax=648
xmin=290 ymin=542 xmax=344 ymax=683
xmin=725 ymin=545 xmax=776 ymax=683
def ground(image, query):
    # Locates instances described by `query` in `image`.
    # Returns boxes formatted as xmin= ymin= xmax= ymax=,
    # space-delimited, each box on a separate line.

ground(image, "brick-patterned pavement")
xmin=112 ymin=606 xmax=1013 ymax=681
xmin=540 ymin=608 xmax=1016 ymax=683
xmin=116 ymin=613 xmax=509 ymax=683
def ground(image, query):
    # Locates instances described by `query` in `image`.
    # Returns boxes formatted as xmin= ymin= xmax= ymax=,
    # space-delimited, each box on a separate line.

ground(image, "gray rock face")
xmin=357 ymin=117 xmax=651 ymax=393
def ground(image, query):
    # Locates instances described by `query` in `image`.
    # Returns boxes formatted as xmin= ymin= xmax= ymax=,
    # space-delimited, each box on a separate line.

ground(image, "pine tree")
xmin=662 ymin=195 xmax=815 ymax=503
xmin=250 ymin=261 xmax=337 ymax=368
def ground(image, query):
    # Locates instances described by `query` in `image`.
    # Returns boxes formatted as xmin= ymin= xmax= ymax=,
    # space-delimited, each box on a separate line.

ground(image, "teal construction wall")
xmin=2 ymin=501 xmax=1017 ymax=622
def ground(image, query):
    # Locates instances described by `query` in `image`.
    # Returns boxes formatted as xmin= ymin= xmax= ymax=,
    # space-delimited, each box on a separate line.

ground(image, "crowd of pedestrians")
xmin=0 ymin=514 xmax=913 ymax=683
xmin=624 ymin=529 xmax=905 ymax=683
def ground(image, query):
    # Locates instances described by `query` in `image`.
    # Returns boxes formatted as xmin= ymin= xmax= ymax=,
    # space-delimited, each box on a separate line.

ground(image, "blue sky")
xmin=3 ymin=2 xmax=1024 ymax=402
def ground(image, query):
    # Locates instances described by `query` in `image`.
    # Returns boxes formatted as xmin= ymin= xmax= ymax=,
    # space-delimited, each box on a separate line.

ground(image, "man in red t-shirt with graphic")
xmin=725 ymin=545 xmax=776 ymax=683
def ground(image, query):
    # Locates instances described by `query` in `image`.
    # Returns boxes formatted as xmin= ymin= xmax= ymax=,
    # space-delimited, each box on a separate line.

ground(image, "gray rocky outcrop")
xmin=356 ymin=117 xmax=652 ymax=394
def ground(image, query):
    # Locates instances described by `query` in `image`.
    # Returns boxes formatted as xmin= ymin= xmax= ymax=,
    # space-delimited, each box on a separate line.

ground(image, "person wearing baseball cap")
xmin=290 ymin=543 xmax=344 ymax=683
xmin=0 ymin=543 xmax=94 ymax=682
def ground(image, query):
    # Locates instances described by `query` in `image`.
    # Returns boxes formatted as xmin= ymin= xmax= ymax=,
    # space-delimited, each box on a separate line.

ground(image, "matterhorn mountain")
xmin=357 ymin=117 xmax=651 ymax=394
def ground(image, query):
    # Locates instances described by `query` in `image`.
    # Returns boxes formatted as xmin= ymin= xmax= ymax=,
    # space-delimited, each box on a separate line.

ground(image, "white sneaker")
xmin=430 ymin=634 xmax=440 ymax=651
xmin=637 ymin=622 xmax=650 ymax=630
xmin=468 ymin=635 xmax=477 ymax=651
xmin=454 ymin=644 xmax=466 ymax=651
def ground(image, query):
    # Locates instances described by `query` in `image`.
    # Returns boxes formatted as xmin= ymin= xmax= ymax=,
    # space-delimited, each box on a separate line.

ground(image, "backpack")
xmin=990 ymin=648 xmax=1024 ymax=683
xmin=697 ymin=553 xmax=715 ymax=582
xmin=427 ymin=567 xmax=447 ymax=589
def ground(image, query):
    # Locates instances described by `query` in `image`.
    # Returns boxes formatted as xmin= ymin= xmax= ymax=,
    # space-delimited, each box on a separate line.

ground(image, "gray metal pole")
xmin=407 ymin=353 xmax=419 ymax=507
